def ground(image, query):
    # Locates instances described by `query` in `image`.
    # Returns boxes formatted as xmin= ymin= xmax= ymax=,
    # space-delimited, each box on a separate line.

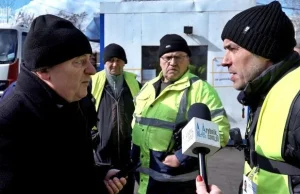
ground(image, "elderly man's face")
xmin=160 ymin=51 xmax=189 ymax=82
xmin=105 ymin=57 xmax=125 ymax=75
xmin=39 ymin=54 xmax=96 ymax=102
xmin=221 ymin=39 xmax=271 ymax=90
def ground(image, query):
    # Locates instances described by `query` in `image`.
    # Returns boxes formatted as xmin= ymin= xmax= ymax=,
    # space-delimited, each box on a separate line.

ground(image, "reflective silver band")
xmin=135 ymin=116 xmax=175 ymax=130
xmin=211 ymin=108 xmax=227 ymax=119
xmin=138 ymin=166 xmax=198 ymax=182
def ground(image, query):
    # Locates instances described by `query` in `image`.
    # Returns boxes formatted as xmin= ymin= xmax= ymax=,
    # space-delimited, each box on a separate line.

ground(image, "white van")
xmin=0 ymin=24 xmax=28 ymax=96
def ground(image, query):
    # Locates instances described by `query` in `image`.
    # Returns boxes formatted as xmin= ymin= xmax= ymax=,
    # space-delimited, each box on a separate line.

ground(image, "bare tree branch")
xmin=14 ymin=11 xmax=35 ymax=27
xmin=57 ymin=10 xmax=88 ymax=30
xmin=0 ymin=0 xmax=15 ymax=23
xmin=0 ymin=0 xmax=15 ymax=8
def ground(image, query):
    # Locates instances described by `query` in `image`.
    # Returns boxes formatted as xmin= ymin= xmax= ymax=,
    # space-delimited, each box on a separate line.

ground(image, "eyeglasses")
xmin=160 ymin=55 xmax=188 ymax=63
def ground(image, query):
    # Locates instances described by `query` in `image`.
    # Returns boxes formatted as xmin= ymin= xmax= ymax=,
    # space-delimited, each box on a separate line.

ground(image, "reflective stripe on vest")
xmin=138 ymin=167 xmax=198 ymax=182
xmin=134 ymin=116 xmax=175 ymax=130
xmin=134 ymin=77 xmax=198 ymax=131
xmin=244 ymin=65 xmax=300 ymax=194
xmin=134 ymin=77 xmax=227 ymax=131
xmin=134 ymin=108 xmax=227 ymax=130
xmin=211 ymin=108 xmax=226 ymax=119
xmin=135 ymin=77 xmax=210 ymax=183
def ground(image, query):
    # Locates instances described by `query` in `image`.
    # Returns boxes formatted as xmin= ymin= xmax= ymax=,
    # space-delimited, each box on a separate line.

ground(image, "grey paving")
xmin=207 ymin=147 xmax=244 ymax=194
xmin=134 ymin=147 xmax=244 ymax=194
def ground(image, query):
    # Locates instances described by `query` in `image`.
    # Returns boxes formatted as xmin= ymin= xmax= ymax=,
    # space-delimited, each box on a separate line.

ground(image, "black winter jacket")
xmin=0 ymin=65 xmax=108 ymax=194
xmin=92 ymin=80 xmax=140 ymax=169
xmin=238 ymin=52 xmax=300 ymax=193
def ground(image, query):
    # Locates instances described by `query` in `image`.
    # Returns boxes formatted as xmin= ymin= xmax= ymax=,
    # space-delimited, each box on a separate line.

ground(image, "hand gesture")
xmin=104 ymin=169 xmax=127 ymax=194
xmin=196 ymin=175 xmax=223 ymax=194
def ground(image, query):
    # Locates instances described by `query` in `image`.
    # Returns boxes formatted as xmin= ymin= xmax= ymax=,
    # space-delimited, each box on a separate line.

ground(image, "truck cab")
xmin=0 ymin=24 xmax=28 ymax=96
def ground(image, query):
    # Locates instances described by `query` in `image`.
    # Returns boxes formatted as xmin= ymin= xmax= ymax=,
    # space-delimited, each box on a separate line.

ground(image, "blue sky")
xmin=257 ymin=0 xmax=296 ymax=15
xmin=14 ymin=0 xmax=31 ymax=9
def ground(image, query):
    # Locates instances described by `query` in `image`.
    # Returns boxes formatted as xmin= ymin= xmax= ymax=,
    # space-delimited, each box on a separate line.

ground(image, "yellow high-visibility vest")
xmin=91 ymin=70 xmax=140 ymax=112
xmin=244 ymin=66 xmax=300 ymax=194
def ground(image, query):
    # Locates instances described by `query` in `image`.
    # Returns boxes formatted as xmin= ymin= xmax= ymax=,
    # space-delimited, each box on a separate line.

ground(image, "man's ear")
xmin=36 ymin=70 xmax=50 ymax=81
xmin=266 ymin=59 xmax=273 ymax=67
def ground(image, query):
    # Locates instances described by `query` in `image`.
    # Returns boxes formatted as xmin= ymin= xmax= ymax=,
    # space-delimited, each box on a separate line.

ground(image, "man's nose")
xmin=86 ymin=61 xmax=96 ymax=75
xmin=221 ymin=52 xmax=231 ymax=67
xmin=112 ymin=61 xmax=118 ymax=67
xmin=169 ymin=57 xmax=177 ymax=65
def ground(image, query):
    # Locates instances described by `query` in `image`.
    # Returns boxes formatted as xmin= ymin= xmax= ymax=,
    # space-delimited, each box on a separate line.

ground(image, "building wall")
xmin=99 ymin=0 xmax=256 ymax=136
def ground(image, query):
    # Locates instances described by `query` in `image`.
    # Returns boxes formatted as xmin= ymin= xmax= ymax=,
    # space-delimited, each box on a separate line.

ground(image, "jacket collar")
xmin=238 ymin=52 xmax=300 ymax=106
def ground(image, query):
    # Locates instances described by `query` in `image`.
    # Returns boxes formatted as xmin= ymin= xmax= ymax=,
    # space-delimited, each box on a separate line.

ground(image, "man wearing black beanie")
xmin=90 ymin=43 xmax=141 ymax=194
xmin=131 ymin=34 xmax=230 ymax=194
xmin=198 ymin=1 xmax=300 ymax=194
xmin=0 ymin=14 xmax=126 ymax=194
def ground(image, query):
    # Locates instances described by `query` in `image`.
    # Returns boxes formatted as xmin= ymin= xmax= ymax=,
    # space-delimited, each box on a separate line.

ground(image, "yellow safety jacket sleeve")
xmin=198 ymin=81 xmax=230 ymax=147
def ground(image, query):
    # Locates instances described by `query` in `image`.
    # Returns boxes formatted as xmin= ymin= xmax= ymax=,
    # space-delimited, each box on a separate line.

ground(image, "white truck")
xmin=0 ymin=24 xmax=28 ymax=96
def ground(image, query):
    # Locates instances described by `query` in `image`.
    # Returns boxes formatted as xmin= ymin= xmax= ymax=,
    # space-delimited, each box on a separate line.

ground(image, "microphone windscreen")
xmin=187 ymin=103 xmax=211 ymax=121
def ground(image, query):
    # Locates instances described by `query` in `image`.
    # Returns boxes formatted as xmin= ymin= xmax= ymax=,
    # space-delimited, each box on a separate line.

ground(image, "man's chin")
xmin=233 ymin=83 xmax=246 ymax=91
xmin=76 ymin=90 xmax=88 ymax=100
xmin=167 ymin=78 xmax=180 ymax=83
xmin=110 ymin=71 xmax=121 ymax=76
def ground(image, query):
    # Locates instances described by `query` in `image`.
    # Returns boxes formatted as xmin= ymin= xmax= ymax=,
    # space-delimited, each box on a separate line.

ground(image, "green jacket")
xmin=131 ymin=70 xmax=230 ymax=194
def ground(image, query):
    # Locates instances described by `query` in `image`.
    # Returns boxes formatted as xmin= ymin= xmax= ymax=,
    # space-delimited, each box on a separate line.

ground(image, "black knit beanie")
xmin=24 ymin=14 xmax=92 ymax=71
xmin=103 ymin=43 xmax=127 ymax=64
xmin=158 ymin=34 xmax=191 ymax=58
xmin=221 ymin=1 xmax=296 ymax=63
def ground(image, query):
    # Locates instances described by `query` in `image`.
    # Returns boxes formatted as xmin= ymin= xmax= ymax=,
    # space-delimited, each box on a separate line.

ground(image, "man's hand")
xmin=162 ymin=154 xmax=180 ymax=167
xmin=104 ymin=169 xmax=127 ymax=194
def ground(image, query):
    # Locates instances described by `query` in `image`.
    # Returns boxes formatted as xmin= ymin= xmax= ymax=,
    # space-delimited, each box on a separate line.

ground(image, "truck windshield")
xmin=0 ymin=29 xmax=18 ymax=64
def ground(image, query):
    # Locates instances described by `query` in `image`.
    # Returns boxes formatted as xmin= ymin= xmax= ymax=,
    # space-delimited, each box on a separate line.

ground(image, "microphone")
xmin=182 ymin=103 xmax=221 ymax=191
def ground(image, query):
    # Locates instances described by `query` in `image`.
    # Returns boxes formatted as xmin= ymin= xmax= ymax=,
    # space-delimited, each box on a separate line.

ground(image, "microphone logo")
xmin=196 ymin=123 xmax=219 ymax=142
xmin=182 ymin=117 xmax=221 ymax=158
xmin=197 ymin=123 xmax=207 ymax=138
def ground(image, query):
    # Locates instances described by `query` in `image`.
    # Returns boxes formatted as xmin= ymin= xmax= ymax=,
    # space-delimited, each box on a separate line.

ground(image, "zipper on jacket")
xmin=116 ymin=89 xmax=123 ymax=164
xmin=114 ymin=81 xmax=116 ymax=96
xmin=106 ymin=87 xmax=123 ymax=164
xmin=116 ymin=103 xmax=121 ymax=163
